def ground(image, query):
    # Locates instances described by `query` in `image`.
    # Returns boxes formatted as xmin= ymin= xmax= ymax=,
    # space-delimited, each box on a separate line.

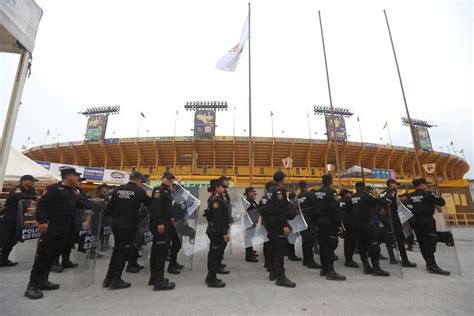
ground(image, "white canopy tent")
xmin=3 ymin=147 xmax=60 ymax=186
xmin=341 ymin=165 xmax=373 ymax=178
xmin=0 ymin=0 xmax=43 ymax=190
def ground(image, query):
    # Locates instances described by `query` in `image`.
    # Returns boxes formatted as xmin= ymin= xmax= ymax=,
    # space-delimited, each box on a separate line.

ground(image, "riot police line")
xmin=0 ymin=168 xmax=460 ymax=300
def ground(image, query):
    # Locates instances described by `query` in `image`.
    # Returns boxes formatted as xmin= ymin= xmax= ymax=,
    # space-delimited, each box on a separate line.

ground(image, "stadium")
xmin=21 ymin=136 xmax=472 ymax=211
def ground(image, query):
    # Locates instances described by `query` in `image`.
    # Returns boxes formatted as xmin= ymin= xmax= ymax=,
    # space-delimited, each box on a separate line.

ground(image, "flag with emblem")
xmin=423 ymin=163 xmax=436 ymax=175
xmin=216 ymin=17 xmax=249 ymax=72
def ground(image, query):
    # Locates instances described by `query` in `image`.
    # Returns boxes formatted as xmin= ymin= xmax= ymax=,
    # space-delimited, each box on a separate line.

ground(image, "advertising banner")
xmin=194 ymin=109 xmax=216 ymax=137
xmin=325 ymin=115 xmax=347 ymax=142
xmin=85 ymin=115 xmax=107 ymax=141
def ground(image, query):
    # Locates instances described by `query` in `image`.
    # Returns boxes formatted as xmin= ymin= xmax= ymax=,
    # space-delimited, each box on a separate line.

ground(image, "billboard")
xmin=194 ymin=109 xmax=215 ymax=137
xmin=325 ymin=115 xmax=347 ymax=142
xmin=415 ymin=127 xmax=432 ymax=151
xmin=85 ymin=115 xmax=107 ymax=141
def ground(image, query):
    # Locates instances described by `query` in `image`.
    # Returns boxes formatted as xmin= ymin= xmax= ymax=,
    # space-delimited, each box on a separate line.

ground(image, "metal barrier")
xmin=446 ymin=213 xmax=474 ymax=226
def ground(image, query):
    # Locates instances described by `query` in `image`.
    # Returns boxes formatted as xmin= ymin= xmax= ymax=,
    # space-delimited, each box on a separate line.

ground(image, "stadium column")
xmin=385 ymin=148 xmax=394 ymax=170
xmin=398 ymin=149 xmax=408 ymax=178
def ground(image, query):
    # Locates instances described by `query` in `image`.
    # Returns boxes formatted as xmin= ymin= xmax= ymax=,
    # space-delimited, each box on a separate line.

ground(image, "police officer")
xmin=339 ymin=189 xmax=359 ymax=268
xmin=314 ymin=174 xmax=346 ymax=281
xmin=102 ymin=172 xmax=151 ymax=290
xmin=262 ymin=171 xmax=297 ymax=288
xmin=24 ymin=168 xmax=81 ymax=300
xmin=407 ymin=178 xmax=449 ymax=275
xmin=244 ymin=187 xmax=259 ymax=262
xmin=380 ymin=179 xmax=416 ymax=268
xmin=97 ymin=184 xmax=112 ymax=252
xmin=297 ymin=180 xmax=321 ymax=269
xmin=352 ymin=182 xmax=390 ymax=277
xmin=148 ymin=171 xmax=177 ymax=291
xmin=0 ymin=175 xmax=38 ymax=267
xmin=205 ymin=178 xmax=231 ymax=288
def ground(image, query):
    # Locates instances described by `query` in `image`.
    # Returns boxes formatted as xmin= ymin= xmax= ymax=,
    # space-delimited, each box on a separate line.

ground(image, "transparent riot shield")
xmin=396 ymin=199 xmax=414 ymax=238
xmin=287 ymin=199 xmax=308 ymax=235
xmin=377 ymin=206 xmax=403 ymax=278
xmin=174 ymin=187 xmax=206 ymax=270
xmin=73 ymin=200 xmax=102 ymax=291
xmin=133 ymin=205 xmax=152 ymax=272
xmin=10 ymin=199 xmax=39 ymax=272
xmin=97 ymin=200 xmax=113 ymax=256
xmin=432 ymin=208 xmax=461 ymax=275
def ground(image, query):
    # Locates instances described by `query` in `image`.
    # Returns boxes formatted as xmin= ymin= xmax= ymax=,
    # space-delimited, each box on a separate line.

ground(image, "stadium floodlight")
xmin=184 ymin=101 xmax=229 ymax=111
xmin=313 ymin=105 xmax=353 ymax=118
xmin=78 ymin=105 xmax=121 ymax=117
xmin=401 ymin=117 xmax=437 ymax=128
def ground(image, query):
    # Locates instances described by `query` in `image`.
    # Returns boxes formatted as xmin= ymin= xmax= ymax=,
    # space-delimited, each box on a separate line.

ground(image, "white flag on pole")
xmin=216 ymin=17 xmax=249 ymax=72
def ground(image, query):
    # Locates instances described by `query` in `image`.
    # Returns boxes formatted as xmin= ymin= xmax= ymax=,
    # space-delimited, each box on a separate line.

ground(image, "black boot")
xmin=167 ymin=264 xmax=181 ymax=275
xmin=275 ymin=275 xmax=296 ymax=288
xmin=40 ymin=275 xmax=60 ymax=291
xmin=0 ymin=259 xmax=18 ymax=267
xmin=62 ymin=261 xmax=78 ymax=269
xmin=206 ymin=274 xmax=225 ymax=288
xmin=288 ymin=244 xmax=302 ymax=261
xmin=103 ymin=267 xmax=113 ymax=288
xmin=245 ymin=248 xmax=258 ymax=262
xmin=345 ymin=260 xmax=359 ymax=268
xmin=326 ymin=270 xmax=346 ymax=281
xmin=109 ymin=272 xmax=131 ymax=290
xmin=126 ymin=265 xmax=140 ymax=273
xmin=269 ymin=271 xmax=276 ymax=281
xmin=371 ymin=258 xmax=390 ymax=277
xmin=171 ymin=261 xmax=184 ymax=270
xmin=153 ymin=274 xmax=175 ymax=291
xmin=427 ymin=264 xmax=450 ymax=276
xmin=216 ymin=266 xmax=230 ymax=274
xmin=361 ymin=257 xmax=373 ymax=274
xmin=50 ymin=264 xmax=64 ymax=273
xmin=399 ymin=245 xmax=416 ymax=267
xmin=24 ymin=281 xmax=43 ymax=300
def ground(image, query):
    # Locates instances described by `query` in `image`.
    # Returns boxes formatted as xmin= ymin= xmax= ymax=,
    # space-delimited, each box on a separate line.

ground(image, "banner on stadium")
xmin=194 ymin=109 xmax=216 ymax=137
xmin=414 ymin=127 xmax=433 ymax=151
xmin=85 ymin=115 xmax=108 ymax=141
xmin=325 ymin=115 xmax=347 ymax=142
xmin=83 ymin=167 xmax=105 ymax=181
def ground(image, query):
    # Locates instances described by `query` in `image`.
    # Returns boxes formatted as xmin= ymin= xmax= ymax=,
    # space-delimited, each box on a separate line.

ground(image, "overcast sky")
xmin=1 ymin=0 xmax=472 ymax=177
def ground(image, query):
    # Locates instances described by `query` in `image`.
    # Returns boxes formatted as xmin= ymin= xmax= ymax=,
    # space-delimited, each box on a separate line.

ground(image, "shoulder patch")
xmin=212 ymin=201 xmax=220 ymax=209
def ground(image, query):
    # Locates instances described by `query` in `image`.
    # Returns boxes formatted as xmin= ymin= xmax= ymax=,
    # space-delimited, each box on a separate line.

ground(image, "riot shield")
xmin=377 ymin=206 xmax=403 ymax=278
xmin=173 ymin=187 xmax=206 ymax=270
xmin=287 ymin=199 xmax=308 ymax=235
xmin=10 ymin=199 xmax=39 ymax=272
xmin=73 ymin=200 xmax=102 ymax=291
xmin=432 ymin=208 xmax=461 ymax=275
xmin=396 ymin=199 xmax=414 ymax=238
xmin=133 ymin=205 xmax=152 ymax=272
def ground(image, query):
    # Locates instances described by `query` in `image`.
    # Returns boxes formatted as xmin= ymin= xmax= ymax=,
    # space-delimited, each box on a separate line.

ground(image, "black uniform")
xmin=0 ymin=185 xmax=37 ymax=265
xmin=28 ymin=183 xmax=77 ymax=288
xmin=260 ymin=185 xmax=296 ymax=279
xmin=314 ymin=186 xmax=341 ymax=275
xmin=379 ymin=188 xmax=414 ymax=266
xmin=205 ymin=193 xmax=230 ymax=283
xmin=103 ymin=182 xmax=151 ymax=286
xmin=408 ymin=189 xmax=445 ymax=267
xmin=297 ymin=190 xmax=319 ymax=267
xmin=352 ymin=190 xmax=388 ymax=274
xmin=149 ymin=185 xmax=176 ymax=286
xmin=340 ymin=197 xmax=357 ymax=264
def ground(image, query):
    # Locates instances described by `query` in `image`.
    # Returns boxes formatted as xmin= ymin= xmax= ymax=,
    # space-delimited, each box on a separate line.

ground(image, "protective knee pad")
xmin=328 ymin=235 xmax=339 ymax=251
xmin=368 ymin=242 xmax=380 ymax=258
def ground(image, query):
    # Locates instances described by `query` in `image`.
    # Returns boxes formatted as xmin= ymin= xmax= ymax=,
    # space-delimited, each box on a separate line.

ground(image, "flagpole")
xmin=307 ymin=112 xmax=312 ymax=140
xmin=173 ymin=109 xmax=178 ymax=139
xmin=384 ymin=10 xmax=422 ymax=177
xmin=137 ymin=112 xmax=142 ymax=138
xmin=318 ymin=11 xmax=342 ymax=189
xmin=270 ymin=111 xmax=274 ymax=139
xmin=386 ymin=122 xmax=393 ymax=147
xmin=357 ymin=117 xmax=366 ymax=183
xmin=248 ymin=2 xmax=253 ymax=186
